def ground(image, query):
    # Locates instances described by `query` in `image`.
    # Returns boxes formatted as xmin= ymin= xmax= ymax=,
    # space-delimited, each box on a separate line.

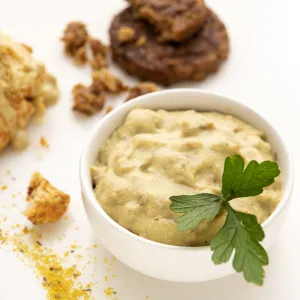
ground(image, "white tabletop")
xmin=0 ymin=0 xmax=298 ymax=299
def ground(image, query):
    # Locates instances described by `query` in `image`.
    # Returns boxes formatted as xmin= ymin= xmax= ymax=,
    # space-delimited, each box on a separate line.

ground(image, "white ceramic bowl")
xmin=80 ymin=89 xmax=293 ymax=282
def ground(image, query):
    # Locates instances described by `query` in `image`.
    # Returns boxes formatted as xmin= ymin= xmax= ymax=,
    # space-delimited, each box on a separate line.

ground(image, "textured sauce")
xmin=92 ymin=108 xmax=282 ymax=246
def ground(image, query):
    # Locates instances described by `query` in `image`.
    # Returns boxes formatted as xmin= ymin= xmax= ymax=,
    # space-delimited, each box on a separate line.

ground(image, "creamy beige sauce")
xmin=92 ymin=108 xmax=282 ymax=246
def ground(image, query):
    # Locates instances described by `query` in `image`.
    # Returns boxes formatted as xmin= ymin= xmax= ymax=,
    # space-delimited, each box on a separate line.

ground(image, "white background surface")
xmin=0 ymin=0 xmax=298 ymax=299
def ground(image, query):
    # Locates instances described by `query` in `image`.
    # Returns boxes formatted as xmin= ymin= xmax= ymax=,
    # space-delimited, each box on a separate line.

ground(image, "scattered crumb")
xmin=24 ymin=172 xmax=70 ymax=225
xmin=6 ymin=170 xmax=11 ymax=175
xmin=61 ymin=21 xmax=88 ymax=64
xmin=126 ymin=82 xmax=160 ymax=101
xmin=91 ymin=54 xmax=107 ymax=70
xmin=136 ymin=36 xmax=146 ymax=46
xmin=40 ymin=137 xmax=49 ymax=148
xmin=105 ymin=106 xmax=114 ymax=114
xmin=88 ymin=38 xmax=108 ymax=70
xmin=118 ymin=26 xmax=136 ymax=43
xmin=93 ymin=69 xmax=128 ymax=93
xmin=74 ymin=46 xmax=87 ymax=65
xmin=104 ymin=276 xmax=109 ymax=282
xmin=1 ymin=185 xmax=8 ymax=191
xmin=93 ymin=244 xmax=98 ymax=248
xmin=89 ymin=38 xmax=108 ymax=57
xmin=112 ymin=274 xmax=116 ymax=278
xmin=104 ymin=257 xmax=108 ymax=264
xmin=72 ymin=83 xmax=105 ymax=115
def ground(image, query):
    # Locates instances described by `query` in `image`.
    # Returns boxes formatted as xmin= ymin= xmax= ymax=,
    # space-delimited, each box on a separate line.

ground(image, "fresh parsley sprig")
xmin=169 ymin=155 xmax=280 ymax=285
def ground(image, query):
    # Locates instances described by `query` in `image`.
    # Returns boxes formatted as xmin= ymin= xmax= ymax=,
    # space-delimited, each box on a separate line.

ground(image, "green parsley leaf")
xmin=169 ymin=155 xmax=281 ymax=285
xmin=170 ymin=194 xmax=222 ymax=232
xmin=222 ymin=155 xmax=280 ymax=200
xmin=211 ymin=203 xmax=268 ymax=285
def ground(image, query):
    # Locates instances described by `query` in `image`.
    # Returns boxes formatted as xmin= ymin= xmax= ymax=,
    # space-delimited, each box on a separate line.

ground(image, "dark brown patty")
xmin=109 ymin=7 xmax=229 ymax=86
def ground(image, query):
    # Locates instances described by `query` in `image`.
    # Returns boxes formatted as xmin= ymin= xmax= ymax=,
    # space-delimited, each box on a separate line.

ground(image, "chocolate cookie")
xmin=128 ymin=0 xmax=207 ymax=42
xmin=110 ymin=8 xmax=229 ymax=86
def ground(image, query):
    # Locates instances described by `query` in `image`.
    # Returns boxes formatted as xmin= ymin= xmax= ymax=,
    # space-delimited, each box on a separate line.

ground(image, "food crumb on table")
xmin=72 ymin=83 xmax=106 ymax=115
xmin=24 ymin=172 xmax=70 ymax=225
xmin=40 ymin=137 xmax=49 ymax=148
xmin=1 ymin=185 xmax=8 ymax=191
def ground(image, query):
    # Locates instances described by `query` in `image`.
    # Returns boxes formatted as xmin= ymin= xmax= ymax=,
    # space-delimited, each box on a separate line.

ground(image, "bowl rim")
xmin=80 ymin=88 xmax=294 ymax=252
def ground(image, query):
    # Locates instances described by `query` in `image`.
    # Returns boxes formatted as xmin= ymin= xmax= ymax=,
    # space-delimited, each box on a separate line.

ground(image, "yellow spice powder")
xmin=4 ymin=231 xmax=94 ymax=300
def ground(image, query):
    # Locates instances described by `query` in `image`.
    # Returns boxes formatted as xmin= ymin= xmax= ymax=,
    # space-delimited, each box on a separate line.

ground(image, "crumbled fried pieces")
xmin=62 ymin=22 xmax=108 ymax=69
xmin=89 ymin=38 xmax=109 ymax=70
xmin=24 ymin=172 xmax=70 ymax=225
xmin=90 ymin=53 xmax=107 ymax=70
xmin=89 ymin=38 xmax=108 ymax=57
xmin=126 ymin=82 xmax=160 ymax=101
xmin=72 ymin=84 xmax=105 ymax=115
xmin=61 ymin=21 xmax=89 ymax=64
xmin=74 ymin=47 xmax=87 ymax=65
xmin=93 ymin=68 xmax=128 ymax=93
xmin=118 ymin=26 xmax=136 ymax=43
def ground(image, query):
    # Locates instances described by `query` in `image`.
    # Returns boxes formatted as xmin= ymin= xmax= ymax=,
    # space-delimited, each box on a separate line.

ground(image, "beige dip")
xmin=92 ymin=108 xmax=282 ymax=246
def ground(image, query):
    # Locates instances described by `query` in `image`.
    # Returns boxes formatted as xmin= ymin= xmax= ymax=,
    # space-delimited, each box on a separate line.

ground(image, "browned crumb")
xmin=24 ymin=172 xmax=70 ymax=225
xmin=61 ymin=23 xmax=109 ymax=70
xmin=88 ymin=38 xmax=108 ymax=70
xmin=136 ymin=36 xmax=146 ymax=46
xmin=61 ymin=21 xmax=89 ymax=58
xmin=118 ymin=26 xmax=136 ymax=43
xmin=40 ymin=137 xmax=49 ymax=148
xmin=93 ymin=68 xmax=128 ymax=93
xmin=105 ymin=106 xmax=114 ymax=114
xmin=74 ymin=47 xmax=87 ymax=65
xmin=72 ymin=84 xmax=105 ymax=115
xmin=90 ymin=54 xmax=107 ymax=70
xmin=126 ymin=82 xmax=160 ymax=101
xmin=88 ymin=38 xmax=108 ymax=57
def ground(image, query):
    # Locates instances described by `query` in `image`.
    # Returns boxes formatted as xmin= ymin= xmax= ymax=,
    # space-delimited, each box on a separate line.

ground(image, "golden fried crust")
xmin=0 ymin=114 xmax=11 ymax=150
xmin=0 ymin=33 xmax=59 ymax=152
xmin=24 ymin=172 xmax=70 ymax=225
